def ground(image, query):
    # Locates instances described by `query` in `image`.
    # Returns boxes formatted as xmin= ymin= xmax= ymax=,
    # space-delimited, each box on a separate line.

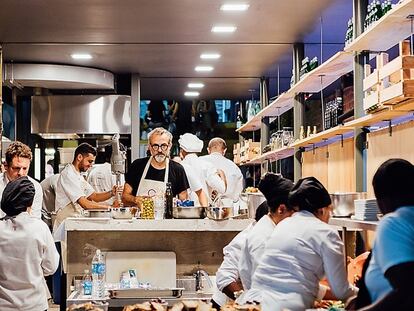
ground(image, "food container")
xmin=141 ymin=197 xmax=155 ymax=219
xmin=87 ymin=209 xmax=111 ymax=218
xmin=108 ymin=287 xmax=184 ymax=299
xmin=173 ymin=206 xmax=205 ymax=219
xmin=330 ymin=192 xmax=367 ymax=217
xmin=239 ymin=193 xmax=266 ymax=219
xmin=205 ymin=207 xmax=233 ymax=220
xmin=111 ymin=207 xmax=134 ymax=219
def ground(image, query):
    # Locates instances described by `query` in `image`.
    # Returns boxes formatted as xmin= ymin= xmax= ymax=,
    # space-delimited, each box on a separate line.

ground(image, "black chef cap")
xmin=258 ymin=173 xmax=294 ymax=213
xmin=1 ymin=176 xmax=35 ymax=217
xmin=288 ymin=177 xmax=331 ymax=213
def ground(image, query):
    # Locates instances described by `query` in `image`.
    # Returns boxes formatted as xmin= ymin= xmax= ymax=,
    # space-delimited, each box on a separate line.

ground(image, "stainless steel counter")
xmin=329 ymin=217 xmax=378 ymax=231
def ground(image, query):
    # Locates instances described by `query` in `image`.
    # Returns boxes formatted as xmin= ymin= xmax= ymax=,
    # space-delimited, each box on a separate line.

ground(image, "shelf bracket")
xmin=384 ymin=119 xmax=392 ymax=136
xmin=311 ymin=143 xmax=316 ymax=154
xmin=336 ymin=134 xmax=344 ymax=147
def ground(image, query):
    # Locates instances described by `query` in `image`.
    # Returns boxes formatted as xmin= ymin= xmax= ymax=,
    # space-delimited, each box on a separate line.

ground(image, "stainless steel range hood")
xmin=31 ymin=95 xmax=131 ymax=138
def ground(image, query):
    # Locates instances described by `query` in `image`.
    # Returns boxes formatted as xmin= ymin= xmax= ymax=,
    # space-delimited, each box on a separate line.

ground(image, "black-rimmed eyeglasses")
xmin=151 ymin=143 xmax=169 ymax=151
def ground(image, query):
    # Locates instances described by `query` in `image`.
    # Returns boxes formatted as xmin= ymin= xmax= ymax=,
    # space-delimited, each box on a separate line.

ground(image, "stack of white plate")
xmin=353 ymin=199 xmax=379 ymax=221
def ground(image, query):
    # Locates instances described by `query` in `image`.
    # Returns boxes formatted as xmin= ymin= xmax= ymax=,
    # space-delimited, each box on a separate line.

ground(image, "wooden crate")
xmin=380 ymin=41 xmax=414 ymax=106
xmin=363 ymin=53 xmax=389 ymax=113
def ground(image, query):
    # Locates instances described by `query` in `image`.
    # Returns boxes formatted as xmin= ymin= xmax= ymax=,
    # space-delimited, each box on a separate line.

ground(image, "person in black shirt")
xmin=147 ymin=100 xmax=166 ymax=129
xmin=122 ymin=128 xmax=189 ymax=206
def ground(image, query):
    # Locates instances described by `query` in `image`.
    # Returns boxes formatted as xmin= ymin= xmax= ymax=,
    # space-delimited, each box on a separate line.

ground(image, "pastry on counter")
xmin=67 ymin=302 xmax=106 ymax=311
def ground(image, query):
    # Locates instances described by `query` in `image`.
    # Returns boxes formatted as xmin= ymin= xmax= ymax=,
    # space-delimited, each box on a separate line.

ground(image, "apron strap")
xmin=137 ymin=157 xmax=170 ymax=195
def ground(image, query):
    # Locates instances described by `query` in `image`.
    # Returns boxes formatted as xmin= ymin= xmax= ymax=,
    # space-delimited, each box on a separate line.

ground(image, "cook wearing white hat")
xmin=179 ymin=133 xmax=226 ymax=206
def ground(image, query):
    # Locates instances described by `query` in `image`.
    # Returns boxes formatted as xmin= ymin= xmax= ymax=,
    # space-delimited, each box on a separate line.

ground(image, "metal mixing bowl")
xmin=111 ymin=207 xmax=134 ymax=219
xmin=205 ymin=207 xmax=233 ymax=220
xmin=173 ymin=206 xmax=205 ymax=219
xmin=87 ymin=208 xmax=111 ymax=218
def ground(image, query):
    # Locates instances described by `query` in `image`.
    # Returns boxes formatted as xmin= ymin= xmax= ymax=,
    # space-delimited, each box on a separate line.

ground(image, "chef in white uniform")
xmin=211 ymin=202 xmax=270 ymax=309
xmin=201 ymin=137 xmax=243 ymax=203
xmin=179 ymin=133 xmax=226 ymax=205
xmin=0 ymin=141 xmax=43 ymax=219
xmin=0 ymin=176 xmax=59 ymax=311
xmin=40 ymin=173 xmax=59 ymax=228
xmin=238 ymin=173 xmax=295 ymax=291
xmin=122 ymin=128 xmax=189 ymax=207
xmin=237 ymin=177 xmax=358 ymax=311
xmin=54 ymin=143 xmax=118 ymax=231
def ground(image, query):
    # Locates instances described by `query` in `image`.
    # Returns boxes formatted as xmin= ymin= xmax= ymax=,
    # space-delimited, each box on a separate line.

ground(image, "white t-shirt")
xmin=239 ymin=215 xmax=275 ymax=290
xmin=0 ymin=212 xmax=59 ymax=311
xmin=0 ymin=173 xmax=43 ymax=219
xmin=238 ymin=211 xmax=357 ymax=311
xmin=87 ymin=163 xmax=123 ymax=205
xmin=55 ymin=163 xmax=95 ymax=212
xmin=201 ymin=152 xmax=244 ymax=201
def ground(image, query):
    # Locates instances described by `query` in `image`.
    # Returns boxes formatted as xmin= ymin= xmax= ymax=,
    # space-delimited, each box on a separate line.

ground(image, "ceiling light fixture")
xmin=71 ymin=53 xmax=93 ymax=60
xmin=220 ymin=4 xmax=250 ymax=11
xmin=200 ymin=53 xmax=221 ymax=59
xmin=211 ymin=25 xmax=237 ymax=33
xmin=188 ymin=83 xmax=205 ymax=88
xmin=184 ymin=91 xmax=200 ymax=97
xmin=195 ymin=66 xmax=214 ymax=72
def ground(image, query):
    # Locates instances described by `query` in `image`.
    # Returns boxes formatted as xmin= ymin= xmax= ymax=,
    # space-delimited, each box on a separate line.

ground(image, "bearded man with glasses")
xmin=122 ymin=127 xmax=189 ymax=207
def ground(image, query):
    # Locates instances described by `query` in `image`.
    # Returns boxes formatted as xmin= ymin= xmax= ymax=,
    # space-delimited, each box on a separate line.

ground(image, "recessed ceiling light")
xmin=211 ymin=25 xmax=237 ymax=33
xmin=188 ymin=83 xmax=205 ymax=88
xmin=184 ymin=91 xmax=200 ymax=97
xmin=71 ymin=53 xmax=93 ymax=60
xmin=220 ymin=4 xmax=250 ymax=11
xmin=200 ymin=53 xmax=221 ymax=60
xmin=195 ymin=66 xmax=214 ymax=72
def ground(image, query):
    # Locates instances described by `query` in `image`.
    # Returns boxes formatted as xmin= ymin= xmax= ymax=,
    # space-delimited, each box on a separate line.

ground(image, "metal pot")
xmin=111 ymin=207 xmax=134 ymax=219
xmin=239 ymin=193 xmax=266 ymax=219
xmin=87 ymin=208 xmax=111 ymax=218
xmin=330 ymin=192 xmax=367 ymax=217
xmin=173 ymin=206 xmax=205 ymax=219
xmin=205 ymin=206 xmax=233 ymax=220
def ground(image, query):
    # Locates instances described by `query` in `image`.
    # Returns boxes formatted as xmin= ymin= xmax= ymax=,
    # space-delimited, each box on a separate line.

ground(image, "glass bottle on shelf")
xmin=299 ymin=126 xmax=305 ymax=140
xmin=236 ymin=111 xmax=242 ymax=129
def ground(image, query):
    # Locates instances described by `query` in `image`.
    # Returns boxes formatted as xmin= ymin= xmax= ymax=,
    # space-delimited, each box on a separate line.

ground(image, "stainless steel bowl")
xmin=330 ymin=192 xmax=367 ymax=217
xmin=87 ymin=208 xmax=111 ymax=218
xmin=205 ymin=207 xmax=233 ymax=220
xmin=111 ymin=207 xmax=134 ymax=219
xmin=173 ymin=206 xmax=205 ymax=219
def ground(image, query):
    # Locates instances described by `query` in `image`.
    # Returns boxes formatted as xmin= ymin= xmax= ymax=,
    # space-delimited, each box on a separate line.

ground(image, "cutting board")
xmin=104 ymin=251 xmax=176 ymax=288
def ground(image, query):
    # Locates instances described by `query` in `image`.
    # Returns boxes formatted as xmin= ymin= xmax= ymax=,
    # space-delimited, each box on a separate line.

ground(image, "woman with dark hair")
xmin=0 ymin=176 xmax=59 ymax=311
xmin=237 ymin=177 xmax=357 ymax=311
xmin=355 ymin=159 xmax=414 ymax=310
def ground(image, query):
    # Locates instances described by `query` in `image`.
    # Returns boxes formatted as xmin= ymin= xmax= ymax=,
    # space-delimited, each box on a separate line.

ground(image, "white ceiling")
xmin=0 ymin=0 xmax=349 ymax=100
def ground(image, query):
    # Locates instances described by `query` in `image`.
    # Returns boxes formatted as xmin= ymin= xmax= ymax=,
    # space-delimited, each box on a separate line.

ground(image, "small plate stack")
xmin=352 ymin=199 xmax=379 ymax=221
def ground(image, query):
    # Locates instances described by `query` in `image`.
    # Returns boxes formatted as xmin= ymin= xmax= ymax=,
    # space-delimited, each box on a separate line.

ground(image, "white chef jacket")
xmin=0 ymin=212 xmax=59 ymax=311
xmin=87 ymin=162 xmax=123 ymax=205
xmin=55 ymin=163 xmax=95 ymax=213
xmin=201 ymin=152 xmax=244 ymax=201
xmin=180 ymin=162 xmax=204 ymax=205
xmin=181 ymin=154 xmax=226 ymax=204
xmin=213 ymin=222 xmax=255 ymax=306
xmin=237 ymin=210 xmax=357 ymax=311
xmin=0 ymin=172 xmax=43 ymax=219
xmin=239 ymin=215 xmax=275 ymax=290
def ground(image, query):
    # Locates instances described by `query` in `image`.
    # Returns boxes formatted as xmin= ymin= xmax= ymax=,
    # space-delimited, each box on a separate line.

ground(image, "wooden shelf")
xmin=344 ymin=109 xmax=407 ymax=128
xmin=345 ymin=0 xmax=414 ymax=53
xmin=291 ymin=51 xmax=354 ymax=94
xmin=291 ymin=126 xmax=354 ymax=149
xmin=238 ymin=147 xmax=294 ymax=165
xmin=237 ymin=52 xmax=354 ymax=133
xmin=329 ymin=217 xmax=378 ymax=231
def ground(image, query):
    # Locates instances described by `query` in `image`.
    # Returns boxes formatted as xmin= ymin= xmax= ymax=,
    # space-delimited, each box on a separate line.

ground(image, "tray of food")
xmin=108 ymin=288 xmax=184 ymax=299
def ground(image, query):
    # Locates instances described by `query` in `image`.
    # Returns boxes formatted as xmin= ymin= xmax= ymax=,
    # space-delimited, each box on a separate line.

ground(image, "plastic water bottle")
xmin=82 ymin=269 xmax=92 ymax=296
xmin=91 ymin=249 xmax=106 ymax=298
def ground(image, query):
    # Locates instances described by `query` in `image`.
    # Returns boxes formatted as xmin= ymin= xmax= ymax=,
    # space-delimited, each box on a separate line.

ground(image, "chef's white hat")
xmin=179 ymin=133 xmax=203 ymax=153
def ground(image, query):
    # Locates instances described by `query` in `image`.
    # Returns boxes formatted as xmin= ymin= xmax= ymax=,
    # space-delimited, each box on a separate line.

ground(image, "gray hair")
xmin=148 ymin=127 xmax=173 ymax=144
xmin=208 ymin=137 xmax=227 ymax=150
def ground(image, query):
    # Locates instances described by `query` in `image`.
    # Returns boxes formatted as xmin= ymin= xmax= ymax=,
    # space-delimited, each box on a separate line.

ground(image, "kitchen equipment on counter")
xmin=86 ymin=208 xmax=111 ymax=218
xmin=109 ymin=287 xmax=184 ymax=299
xmin=239 ymin=192 xmax=266 ymax=219
xmin=205 ymin=206 xmax=233 ymax=220
xmin=173 ymin=206 xmax=205 ymax=219
xmin=105 ymin=251 xmax=176 ymax=288
xmin=111 ymin=207 xmax=134 ymax=219
xmin=330 ymin=192 xmax=367 ymax=217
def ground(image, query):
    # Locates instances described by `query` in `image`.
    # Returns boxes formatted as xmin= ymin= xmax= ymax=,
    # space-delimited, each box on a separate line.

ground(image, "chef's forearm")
xmin=77 ymin=197 xmax=109 ymax=210
xmin=222 ymin=281 xmax=243 ymax=300
xmin=178 ymin=190 xmax=188 ymax=201
xmin=89 ymin=190 xmax=113 ymax=202
xmin=122 ymin=193 xmax=139 ymax=206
